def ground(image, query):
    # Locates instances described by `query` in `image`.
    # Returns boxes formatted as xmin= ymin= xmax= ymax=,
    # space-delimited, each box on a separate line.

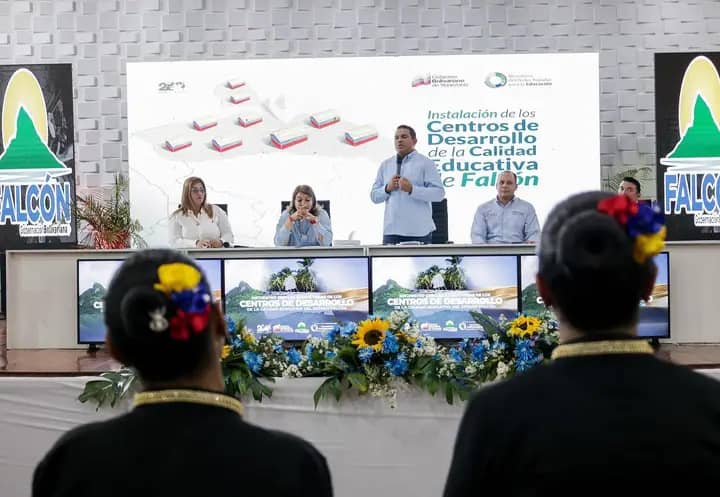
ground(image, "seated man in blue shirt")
xmin=370 ymin=125 xmax=445 ymax=245
xmin=470 ymin=171 xmax=540 ymax=244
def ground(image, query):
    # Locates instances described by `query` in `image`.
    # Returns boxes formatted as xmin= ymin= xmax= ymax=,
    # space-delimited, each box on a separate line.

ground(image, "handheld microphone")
xmin=396 ymin=154 xmax=402 ymax=177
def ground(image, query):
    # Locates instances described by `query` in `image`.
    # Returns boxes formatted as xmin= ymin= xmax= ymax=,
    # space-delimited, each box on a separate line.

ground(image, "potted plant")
xmin=74 ymin=173 xmax=146 ymax=249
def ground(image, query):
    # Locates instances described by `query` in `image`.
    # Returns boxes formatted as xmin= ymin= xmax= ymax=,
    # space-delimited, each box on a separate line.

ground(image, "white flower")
xmin=388 ymin=309 xmax=409 ymax=326
xmin=496 ymin=361 xmax=509 ymax=378
xmin=465 ymin=364 xmax=477 ymax=375
xmin=282 ymin=364 xmax=301 ymax=378
xmin=368 ymin=382 xmax=398 ymax=408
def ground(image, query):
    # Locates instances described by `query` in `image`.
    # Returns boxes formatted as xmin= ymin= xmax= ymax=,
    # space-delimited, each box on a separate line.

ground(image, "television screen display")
xmin=640 ymin=252 xmax=670 ymax=338
xmin=519 ymin=252 xmax=670 ymax=338
xmin=224 ymin=257 xmax=370 ymax=340
xmin=371 ymin=255 xmax=519 ymax=338
xmin=77 ymin=258 xmax=223 ymax=344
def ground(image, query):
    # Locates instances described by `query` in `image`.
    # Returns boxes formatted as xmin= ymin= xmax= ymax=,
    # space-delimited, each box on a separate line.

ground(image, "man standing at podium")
xmin=370 ymin=125 xmax=445 ymax=245
xmin=470 ymin=171 xmax=539 ymax=244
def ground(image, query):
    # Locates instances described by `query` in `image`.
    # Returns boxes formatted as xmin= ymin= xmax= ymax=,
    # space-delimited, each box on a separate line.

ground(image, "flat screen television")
xmin=370 ymin=254 xmax=519 ymax=339
xmin=77 ymin=258 xmax=223 ymax=344
xmin=519 ymin=252 xmax=670 ymax=339
xmin=223 ymin=256 xmax=370 ymax=340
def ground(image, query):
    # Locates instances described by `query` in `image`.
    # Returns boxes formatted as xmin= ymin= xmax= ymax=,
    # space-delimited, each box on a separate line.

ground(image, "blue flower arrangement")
xmin=80 ymin=311 xmax=558 ymax=409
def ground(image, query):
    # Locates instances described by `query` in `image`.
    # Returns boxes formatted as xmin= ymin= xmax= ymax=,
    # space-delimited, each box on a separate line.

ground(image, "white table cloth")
xmin=3 ymin=370 xmax=720 ymax=497
xmin=0 ymin=376 xmax=468 ymax=497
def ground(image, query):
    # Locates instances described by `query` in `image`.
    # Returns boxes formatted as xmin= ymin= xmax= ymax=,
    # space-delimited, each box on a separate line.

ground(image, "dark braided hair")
xmin=538 ymin=192 xmax=656 ymax=332
xmin=104 ymin=249 xmax=216 ymax=382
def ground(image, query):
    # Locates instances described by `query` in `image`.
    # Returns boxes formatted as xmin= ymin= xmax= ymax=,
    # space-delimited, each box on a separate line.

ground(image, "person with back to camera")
xmin=32 ymin=249 xmax=333 ymax=497
xmin=274 ymin=185 xmax=332 ymax=247
xmin=443 ymin=192 xmax=720 ymax=496
xmin=169 ymin=176 xmax=234 ymax=248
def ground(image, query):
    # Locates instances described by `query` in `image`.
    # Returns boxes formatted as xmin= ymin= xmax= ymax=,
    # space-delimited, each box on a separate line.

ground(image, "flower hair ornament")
xmin=596 ymin=195 xmax=666 ymax=263
xmin=151 ymin=262 xmax=212 ymax=340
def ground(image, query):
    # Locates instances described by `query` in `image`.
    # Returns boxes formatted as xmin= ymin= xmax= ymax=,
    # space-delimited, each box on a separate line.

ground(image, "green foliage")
xmin=267 ymin=259 xmax=318 ymax=292
xmin=443 ymin=256 xmax=467 ymax=290
xmin=73 ymin=173 xmax=146 ymax=249
xmin=469 ymin=311 xmax=503 ymax=335
xmin=78 ymin=368 xmax=139 ymax=410
xmin=415 ymin=264 xmax=441 ymax=289
xmin=268 ymin=267 xmax=293 ymax=291
xmin=295 ymin=258 xmax=317 ymax=292
xmin=414 ymin=258 xmax=467 ymax=290
xmin=221 ymin=330 xmax=284 ymax=402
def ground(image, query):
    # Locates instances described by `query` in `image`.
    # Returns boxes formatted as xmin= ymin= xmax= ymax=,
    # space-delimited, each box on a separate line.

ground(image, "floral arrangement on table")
xmin=79 ymin=311 xmax=558 ymax=409
xmin=293 ymin=311 xmax=559 ymax=407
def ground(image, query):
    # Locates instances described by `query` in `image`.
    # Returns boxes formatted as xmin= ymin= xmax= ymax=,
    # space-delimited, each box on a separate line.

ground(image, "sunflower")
xmin=395 ymin=331 xmax=417 ymax=344
xmin=352 ymin=317 xmax=390 ymax=351
xmin=221 ymin=345 xmax=232 ymax=360
xmin=240 ymin=328 xmax=257 ymax=345
xmin=508 ymin=316 xmax=542 ymax=337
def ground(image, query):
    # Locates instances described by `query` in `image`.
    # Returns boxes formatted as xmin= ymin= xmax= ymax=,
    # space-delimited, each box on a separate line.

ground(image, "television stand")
xmin=87 ymin=343 xmax=101 ymax=354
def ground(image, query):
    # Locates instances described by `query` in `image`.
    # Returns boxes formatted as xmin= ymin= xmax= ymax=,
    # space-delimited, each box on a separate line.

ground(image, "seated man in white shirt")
xmin=470 ymin=171 xmax=539 ymax=244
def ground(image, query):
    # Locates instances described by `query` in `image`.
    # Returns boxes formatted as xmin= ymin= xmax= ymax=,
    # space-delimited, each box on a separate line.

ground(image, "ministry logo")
xmin=484 ymin=72 xmax=507 ymax=88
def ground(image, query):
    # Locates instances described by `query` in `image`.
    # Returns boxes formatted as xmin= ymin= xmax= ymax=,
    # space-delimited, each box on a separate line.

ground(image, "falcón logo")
xmin=0 ymin=106 xmax=71 ymax=183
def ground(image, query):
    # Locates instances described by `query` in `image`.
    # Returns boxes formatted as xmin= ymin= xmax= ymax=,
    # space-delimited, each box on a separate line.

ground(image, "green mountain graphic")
xmin=78 ymin=282 xmax=106 ymax=315
xmin=667 ymin=95 xmax=720 ymax=158
xmin=0 ymin=106 xmax=66 ymax=170
xmin=521 ymin=283 xmax=546 ymax=316
xmin=372 ymin=279 xmax=411 ymax=317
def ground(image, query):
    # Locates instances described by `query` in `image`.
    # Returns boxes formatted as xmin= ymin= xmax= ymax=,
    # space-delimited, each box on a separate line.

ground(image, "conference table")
xmin=2 ymin=370 xmax=720 ymax=497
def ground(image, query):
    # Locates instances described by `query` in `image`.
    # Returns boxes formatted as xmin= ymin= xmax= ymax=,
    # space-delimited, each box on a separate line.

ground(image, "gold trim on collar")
xmin=133 ymin=389 xmax=244 ymax=416
xmin=551 ymin=339 xmax=654 ymax=360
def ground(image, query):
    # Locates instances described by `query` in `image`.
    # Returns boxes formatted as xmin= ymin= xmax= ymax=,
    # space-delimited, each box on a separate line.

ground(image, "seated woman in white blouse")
xmin=274 ymin=185 xmax=332 ymax=247
xmin=169 ymin=176 xmax=234 ymax=248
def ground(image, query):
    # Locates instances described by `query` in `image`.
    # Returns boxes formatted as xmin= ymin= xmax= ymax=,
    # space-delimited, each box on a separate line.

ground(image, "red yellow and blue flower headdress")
xmin=597 ymin=195 xmax=666 ymax=263
xmin=150 ymin=262 xmax=212 ymax=340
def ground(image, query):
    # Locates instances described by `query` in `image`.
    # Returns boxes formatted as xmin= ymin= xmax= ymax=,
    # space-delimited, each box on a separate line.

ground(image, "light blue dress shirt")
xmin=470 ymin=196 xmax=540 ymax=244
xmin=370 ymin=150 xmax=445 ymax=236
xmin=274 ymin=209 xmax=333 ymax=247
